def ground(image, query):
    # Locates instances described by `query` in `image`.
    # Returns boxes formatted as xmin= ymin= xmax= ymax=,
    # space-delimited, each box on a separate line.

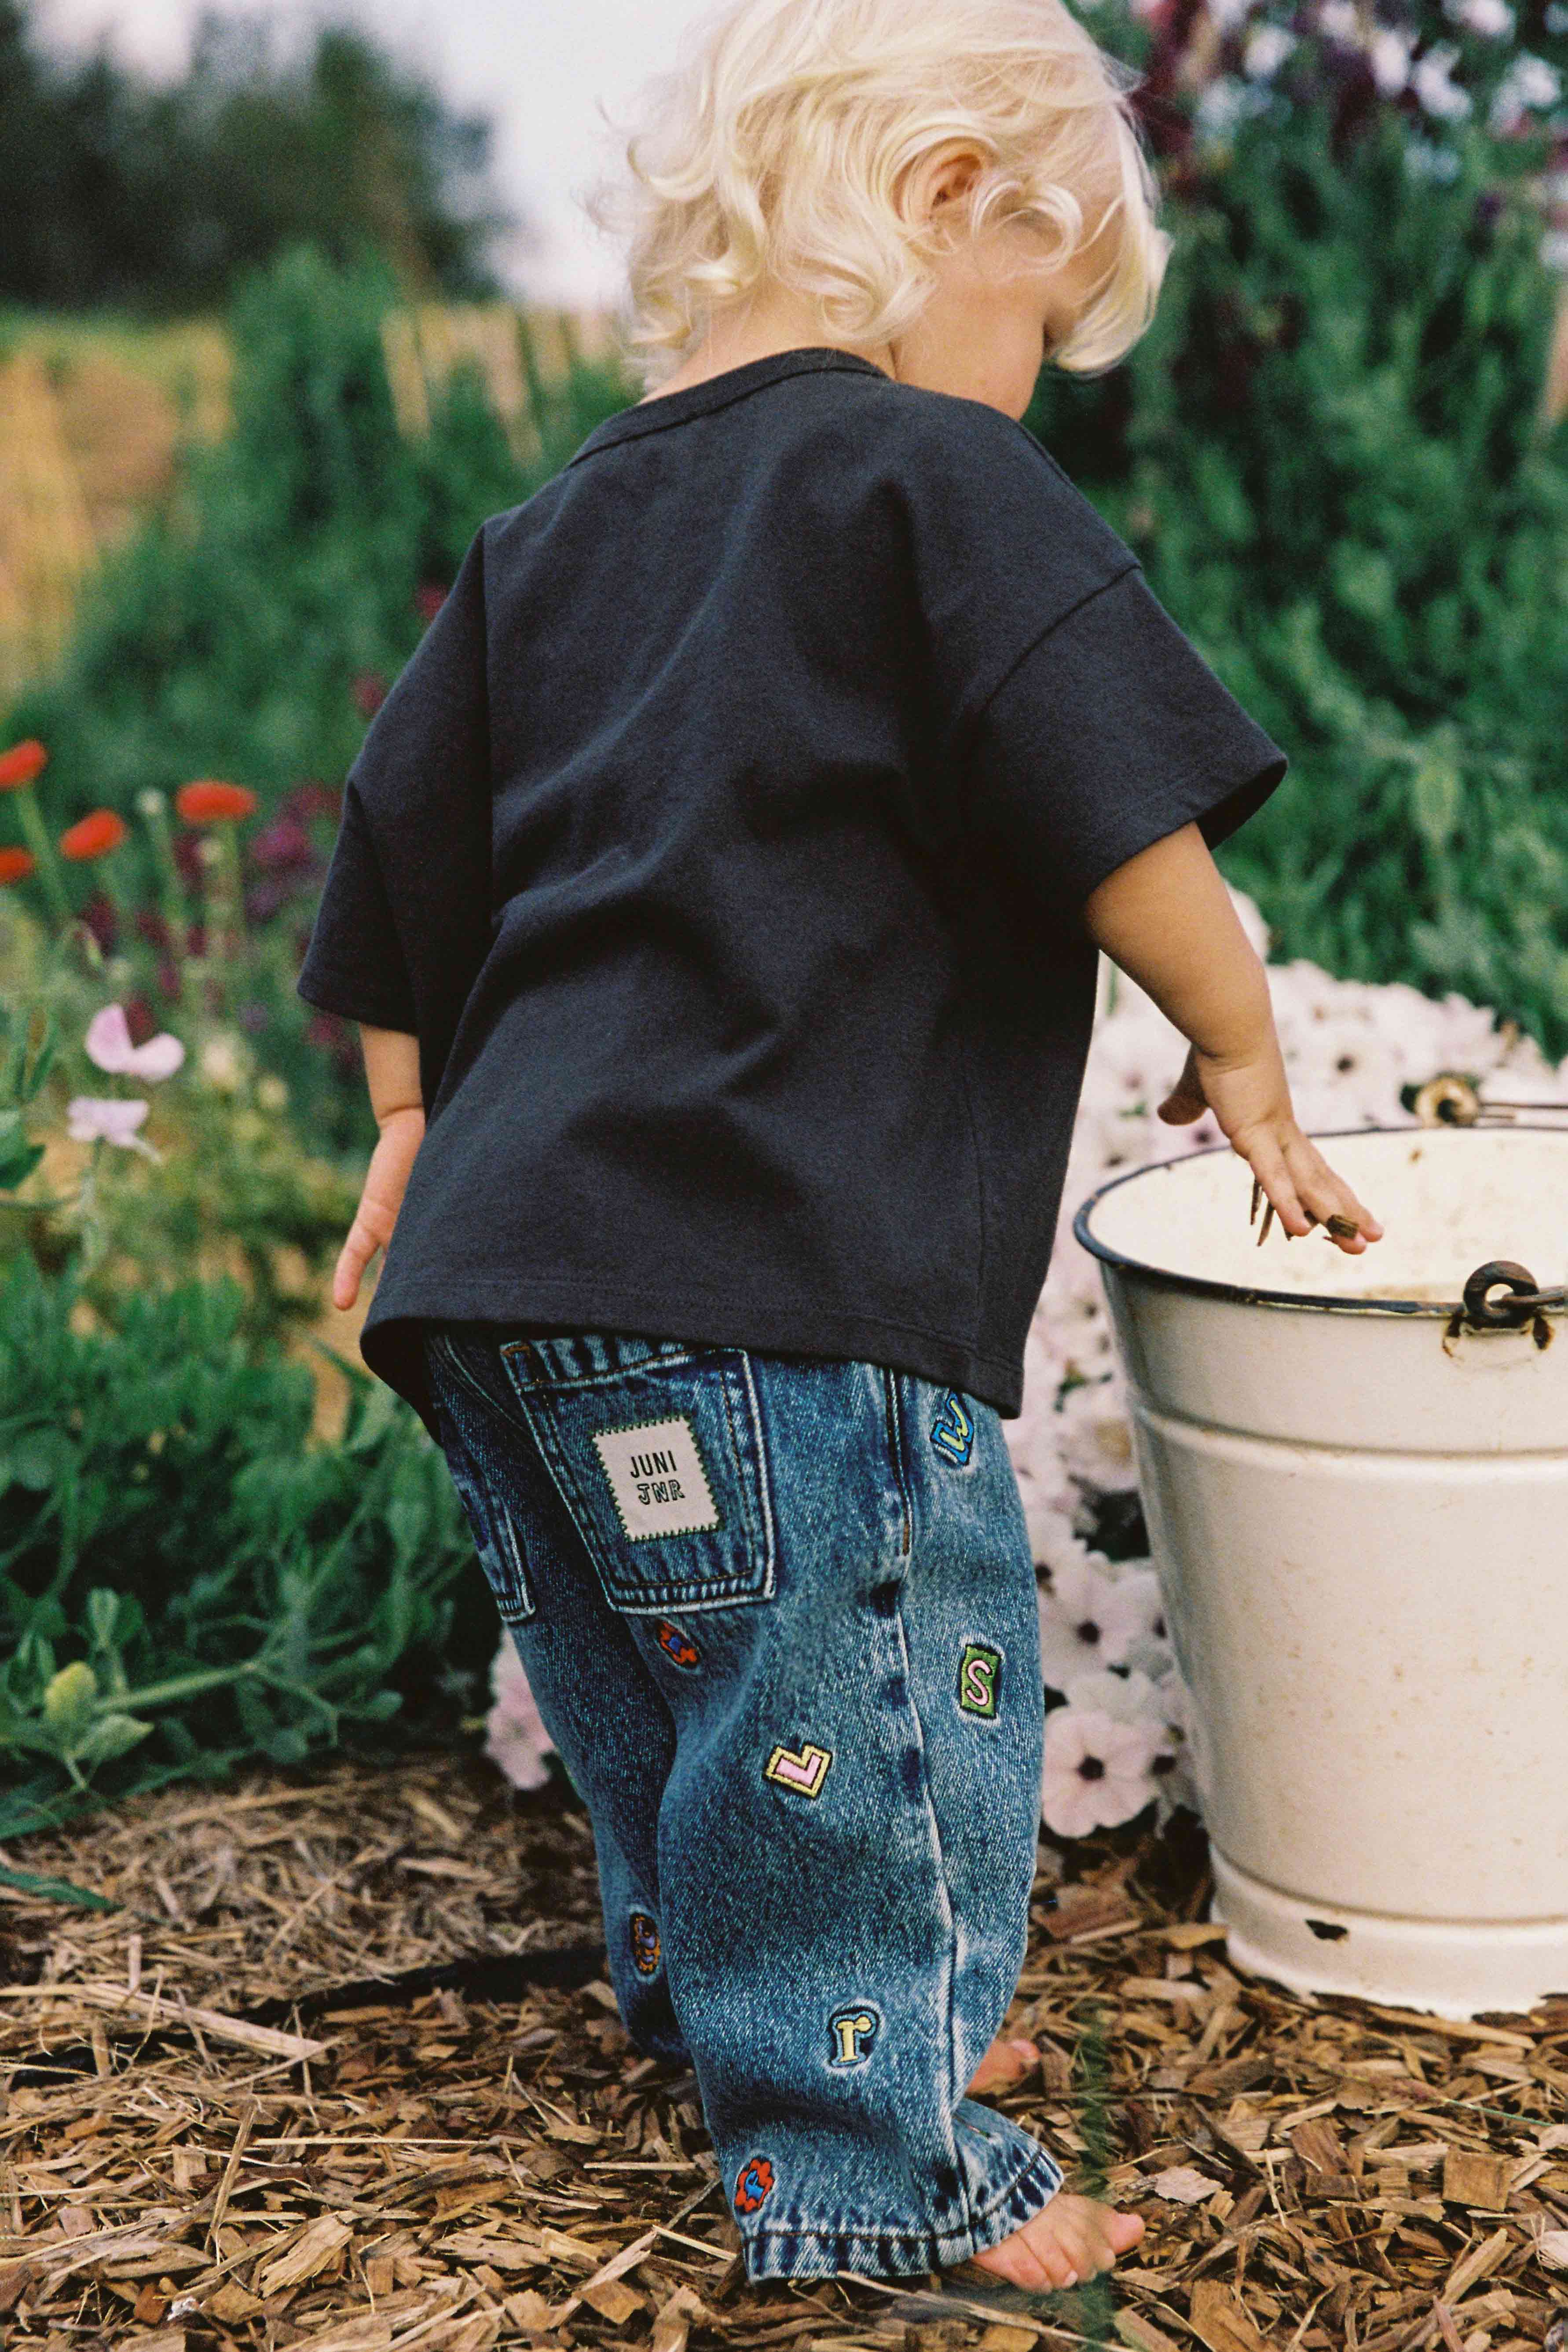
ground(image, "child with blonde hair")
xmin=299 ymin=0 xmax=1380 ymax=2294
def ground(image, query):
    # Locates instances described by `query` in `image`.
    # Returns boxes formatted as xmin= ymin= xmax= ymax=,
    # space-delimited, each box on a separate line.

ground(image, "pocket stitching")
xmin=514 ymin=1356 xmax=773 ymax=1616
xmin=440 ymin=1421 xmax=538 ymax=1624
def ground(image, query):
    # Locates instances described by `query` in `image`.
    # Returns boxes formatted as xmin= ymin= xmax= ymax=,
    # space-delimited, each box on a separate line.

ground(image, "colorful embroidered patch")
xmin=733 ymin=2155 xmax=775 ymax=2214
xmin=593 ymin=1416 xmax=722 ymax=1542
xmin=957 ymin=1641 xmax=1002 ymax=1718
xmin=930 ymin=1390 xmax=974 ymax=1465
xmin=629 ymin=1911 xmax=661 ymax=1976
xmin=763 ymin=1740 xmax=832 ymax=1799
xmin=828 ymin=2005 xmax=880 ymax=2067
xmin=654 ymin=1618 xmax=701 ymax=1670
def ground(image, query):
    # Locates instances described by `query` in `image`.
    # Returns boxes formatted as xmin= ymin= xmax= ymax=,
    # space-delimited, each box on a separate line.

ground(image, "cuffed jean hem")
xmin=739 ymin=2133 xmax=1066 ymax=2282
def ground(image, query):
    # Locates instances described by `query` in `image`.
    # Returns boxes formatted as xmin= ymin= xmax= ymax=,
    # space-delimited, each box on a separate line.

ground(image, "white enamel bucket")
xmin=1077 ymin=1126 xmax=1568 ymax=2020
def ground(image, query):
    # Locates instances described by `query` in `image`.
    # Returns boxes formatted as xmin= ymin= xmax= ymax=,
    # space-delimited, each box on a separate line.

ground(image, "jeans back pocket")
xmin=499 ymin=1334 xmax=775 ymax=1616
xmin=426 ymin=1372 xmax=538 ymax=1626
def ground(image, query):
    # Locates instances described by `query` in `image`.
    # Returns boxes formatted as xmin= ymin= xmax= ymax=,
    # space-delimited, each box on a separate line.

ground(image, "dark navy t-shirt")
xmin=296 ymin=346 xmax=1286 ymax=1442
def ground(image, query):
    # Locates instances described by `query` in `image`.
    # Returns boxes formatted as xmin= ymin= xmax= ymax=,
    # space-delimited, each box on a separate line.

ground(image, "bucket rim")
xmin=1072 ymin=1123 xmax=1568 ymax=1318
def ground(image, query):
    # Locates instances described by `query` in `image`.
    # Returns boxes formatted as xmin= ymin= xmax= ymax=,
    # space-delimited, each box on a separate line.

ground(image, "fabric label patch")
xmin=828 ymin=2005 xmax=880 ymax=2067
xmin=593 ymin=1416 xmax=722 ymax=1542
xmin=763 ymin=1740 xmax=832 ymax=1799
xmin=957 ymin=1641 xmax=1001 ymax=1718
xmin=734 ymin=2155 xmax=775 ymax=2214
xmin=930 ymin=1390 xmax=974 ymax=1465
xmin=629 ymin=1911 xmax=661 ymax=1976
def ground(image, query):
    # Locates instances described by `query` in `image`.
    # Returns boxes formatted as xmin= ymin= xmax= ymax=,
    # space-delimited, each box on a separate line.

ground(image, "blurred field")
xmin=0 ymin=302 xmax=619 ymax=704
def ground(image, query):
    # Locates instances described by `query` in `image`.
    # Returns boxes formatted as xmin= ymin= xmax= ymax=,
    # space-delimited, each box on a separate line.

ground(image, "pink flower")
xmin=66 ymin=1097 xmax=157 ymax=1157
xmin=485 ymin=1638 xmax=556 ymax=1791
xmin=84 ymin=1003 xmax=186 ymax=1081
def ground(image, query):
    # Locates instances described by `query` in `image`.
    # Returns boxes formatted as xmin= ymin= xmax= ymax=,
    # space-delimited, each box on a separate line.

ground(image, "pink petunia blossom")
xmin=84 ymin=1003 xmax=186 ymax=1081
xmin=66 ymin=1096 xmax=157 ymax=1157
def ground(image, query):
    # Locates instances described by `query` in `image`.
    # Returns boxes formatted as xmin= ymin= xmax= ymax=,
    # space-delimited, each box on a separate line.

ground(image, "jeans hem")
xmin=739 ymin=2142 xmax=1065 ymax=2282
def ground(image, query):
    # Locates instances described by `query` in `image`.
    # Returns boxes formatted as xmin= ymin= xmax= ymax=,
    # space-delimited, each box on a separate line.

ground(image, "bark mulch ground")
xmin=2 ymin=1751 xmax=1566 ymax=2352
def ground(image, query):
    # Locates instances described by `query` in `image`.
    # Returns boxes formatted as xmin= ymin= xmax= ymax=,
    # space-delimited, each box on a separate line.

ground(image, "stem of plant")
xmin=1073 ymin=2000 xmax=1116 ymax=2351
xmin=11 ymin=785 xmax=75 ymax=928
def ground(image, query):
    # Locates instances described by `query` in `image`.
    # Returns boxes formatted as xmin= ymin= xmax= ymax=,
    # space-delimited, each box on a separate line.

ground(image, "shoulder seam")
xmin=964 ymin=559 xmax=1143 ymax=740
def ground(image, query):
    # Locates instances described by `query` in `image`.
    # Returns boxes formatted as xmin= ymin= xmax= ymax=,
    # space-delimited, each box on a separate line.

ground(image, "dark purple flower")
xmin=238 ymin=1000 xmax=271 ymax=1034
xmin=81 ymin=891 xmax=116 ymax=953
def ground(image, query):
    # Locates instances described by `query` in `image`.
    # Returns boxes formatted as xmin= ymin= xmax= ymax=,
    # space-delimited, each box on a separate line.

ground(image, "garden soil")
xmin=2 ymin=1754 xmax=1566 ymax=2352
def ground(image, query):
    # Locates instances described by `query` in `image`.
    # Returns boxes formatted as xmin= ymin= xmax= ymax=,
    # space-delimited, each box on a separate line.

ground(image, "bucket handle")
xmin=1462 ymin=1260 xmax=1568 ymax=1330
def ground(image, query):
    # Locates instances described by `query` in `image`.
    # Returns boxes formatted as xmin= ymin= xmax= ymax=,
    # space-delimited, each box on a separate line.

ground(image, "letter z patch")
xmin=593 ymin=1417 xmax=722 ymax=1542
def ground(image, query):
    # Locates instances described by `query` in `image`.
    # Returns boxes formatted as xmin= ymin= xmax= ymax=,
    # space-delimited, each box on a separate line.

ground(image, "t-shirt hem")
xmin=295 ymin=967 xmax=418 ymax=1031
xmin=1068 ymin=750 xmax=1288 ymax=908
xmin=356 ymin=1271 xmax=1026 ymax=1441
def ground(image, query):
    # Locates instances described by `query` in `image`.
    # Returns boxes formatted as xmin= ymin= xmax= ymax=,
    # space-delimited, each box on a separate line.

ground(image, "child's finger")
xmin=1240 ymin=1135 xmax=1311 ymax=1238
xmin=1156 ymin=1045 xmax=1207 ymax=1126
xmin=333 ymin=1216 xmax=380 ymax=1306
xmin=1282 ymin=1136 xmax=1384 ymax=1248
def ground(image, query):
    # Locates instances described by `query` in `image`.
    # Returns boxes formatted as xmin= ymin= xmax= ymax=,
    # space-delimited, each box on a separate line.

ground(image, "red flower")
xmin=352 ymin=672 xmax=388 ymax=719
xmin=415 ymin=583 xmax=449 ymax=626
xmin=0 ymin=847 xmax=36 ymax=884
xmin=176 ymin=780 xmax=257 ymax=823
xmin=59 ymin=809 xmax=129 ymax=861
xmin=0 ymin=740 xmax=47 ymax=791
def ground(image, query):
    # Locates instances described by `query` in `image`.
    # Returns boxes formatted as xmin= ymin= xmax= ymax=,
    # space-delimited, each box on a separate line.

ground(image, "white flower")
xmin=1039 ymin=1552 xmax=1163 ymax=1689
xmin=1041 ymin=1704 xmax=1162 ymax=1838
xmin=200 ymin=1034 xmax=247 ymax=1093
xmin=1444 ymin=0 xmax=1514 ymax=31
xmin=135 ymin=788 xmax=167 ymax=818
xmin=1370 ymin=27 xmax=1415 ymax=92
xmin=1056 ymin=1377 xmax=1139 ymax=1494
xmin=1194 ymin=76 xmax=1265 ymax=141
xmin=1317 ymin=0 xmax=1360 ymax=35
xmin=66 ymin=1096 xmax=158 ymax=1158
xmin=1491 ymin=51 xmax=1562 ymax=127
xmin=256 ymin=1074 xmax=290 ymax=1112
xmin=1244 ymin=24 xmax=1297 ymax=77
xmin=485 ymin=1638 xmax=556 ymax=1791
xmin=1412 ymin=44 xmax=1473 ymax=117
xmin=84 ymin=1003 xmax=185 ymax=1081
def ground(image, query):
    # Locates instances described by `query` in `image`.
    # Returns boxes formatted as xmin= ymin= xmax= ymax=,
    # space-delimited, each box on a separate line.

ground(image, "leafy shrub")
xmin=1026 ymin=4 xmax=1568 ymax=1046
xmin=0 ymin=1253 xmax=495 ymax=1836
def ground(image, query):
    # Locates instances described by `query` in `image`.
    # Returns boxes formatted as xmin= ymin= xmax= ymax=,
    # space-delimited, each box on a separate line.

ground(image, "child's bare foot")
xmin=965 ymin=2036 xmax=1039 ymax=2097
xmin=968 ymin=2192 xmax=1145 ymax=2292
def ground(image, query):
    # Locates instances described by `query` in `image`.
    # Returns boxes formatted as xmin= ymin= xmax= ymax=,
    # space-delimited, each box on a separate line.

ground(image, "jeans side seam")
xmin=889 ymin=1594 xmax=967 ymax=2242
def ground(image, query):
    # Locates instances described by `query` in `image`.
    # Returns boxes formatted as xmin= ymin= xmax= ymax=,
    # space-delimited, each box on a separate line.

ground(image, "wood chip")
xmin=253 ymin=2213 xmax=355 ymax=2296
xmin=0 ymin=1980 xmax=329 ymax=2061
xmin=1442 ymin=2148 xmax=1517 ymax=2209
xmin=1441 ymin=2226 xmax=1513 ymax=2304
xmin=1188 ymin=2281 xmax=1271 ymax=2352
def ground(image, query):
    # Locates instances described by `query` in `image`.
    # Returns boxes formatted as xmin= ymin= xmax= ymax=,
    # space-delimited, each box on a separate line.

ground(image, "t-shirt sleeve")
xmin=897 ymin=405 xmax=1286 ymax=913
xmin=964 ymin=564 xmax=1288 ymax=912
xmin=295 ymin=529 xmax=492 ymax=1103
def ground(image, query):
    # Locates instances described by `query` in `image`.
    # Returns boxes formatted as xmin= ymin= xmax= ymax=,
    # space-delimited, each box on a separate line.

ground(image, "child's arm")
xmin=330 ymin=1024 xmax=425 ymax=1309
xmin=1084 ymin=823 xmax=1382 ymax=1251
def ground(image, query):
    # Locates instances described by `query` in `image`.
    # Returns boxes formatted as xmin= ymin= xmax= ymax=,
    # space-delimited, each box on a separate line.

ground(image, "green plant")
xmin=0 ymin=1254 xmax=494 ymax=1838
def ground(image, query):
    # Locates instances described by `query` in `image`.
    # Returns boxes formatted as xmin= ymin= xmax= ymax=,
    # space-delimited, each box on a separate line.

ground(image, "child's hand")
xmin=1158 ymin=1040 xmax=1383 ymax=1253
xmin=332 ymin=1105 xmax=426 ymax=1309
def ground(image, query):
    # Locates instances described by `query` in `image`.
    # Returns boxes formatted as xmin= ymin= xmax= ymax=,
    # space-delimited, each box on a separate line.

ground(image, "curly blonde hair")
xmin=587 ymin=0 xmax=1171 ymax=389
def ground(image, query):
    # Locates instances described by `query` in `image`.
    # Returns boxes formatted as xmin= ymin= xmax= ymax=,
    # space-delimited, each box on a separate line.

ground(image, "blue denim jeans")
xmin=421 ymin=1321 xmax=1062 ymax=2281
